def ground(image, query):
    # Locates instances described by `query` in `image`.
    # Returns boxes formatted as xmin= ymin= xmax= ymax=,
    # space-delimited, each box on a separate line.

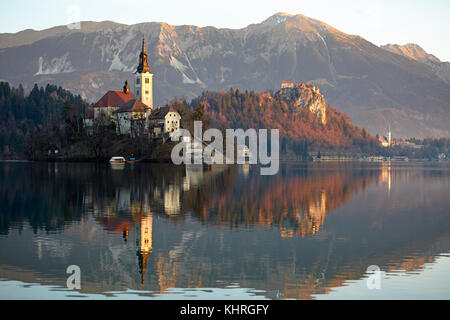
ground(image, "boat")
xmin=127 ymin=154 xmax=137 ymax=163
xmin=109 ymin=156 xmax=126 ymax=164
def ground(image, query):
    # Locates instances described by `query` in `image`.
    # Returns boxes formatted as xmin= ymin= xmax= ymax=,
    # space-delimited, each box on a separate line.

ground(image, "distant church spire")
xmin=136 ymin=37 xmax=151 ymax=73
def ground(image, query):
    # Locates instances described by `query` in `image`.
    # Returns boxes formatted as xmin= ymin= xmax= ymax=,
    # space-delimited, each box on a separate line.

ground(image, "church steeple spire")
xmin=133 ymin=37 xmax=153 ymax=109
xmin=136 ymin=37 xmax=151 ymax=74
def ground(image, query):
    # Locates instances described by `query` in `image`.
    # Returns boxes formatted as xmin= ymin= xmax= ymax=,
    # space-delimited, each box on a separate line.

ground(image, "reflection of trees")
xmin=0 ymin=163 xmax=86 ymax=234
xmin=0 ymin=162 xmax=184 ymax=234
xmin=187 ymin=165 xmax=380 ymax=238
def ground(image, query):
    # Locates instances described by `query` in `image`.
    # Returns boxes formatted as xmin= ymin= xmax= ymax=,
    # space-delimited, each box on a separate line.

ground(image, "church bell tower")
xmin=134 ymin=37 xmax=153 ymax=109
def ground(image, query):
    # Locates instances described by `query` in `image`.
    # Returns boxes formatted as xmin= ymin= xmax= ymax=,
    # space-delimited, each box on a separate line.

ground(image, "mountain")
xmin=0 ymin=21 xmax=124 ymax=49
xmin=381 ymin=43 xmax=450 ymax=84
xmin=0 ymin=13 xmax=449 ymax=138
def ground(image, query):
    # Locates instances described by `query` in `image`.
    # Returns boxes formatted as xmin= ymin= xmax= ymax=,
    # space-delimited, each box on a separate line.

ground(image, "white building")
xmin=148 ymin=106 xmax=181 ymax=138
xmin=281 ymin=81 xmax=294 ymax=88
xmin=116 ymin=99 xmax=151 ymax=135
xmin=82 ymin=109 xmax=94 ymax=135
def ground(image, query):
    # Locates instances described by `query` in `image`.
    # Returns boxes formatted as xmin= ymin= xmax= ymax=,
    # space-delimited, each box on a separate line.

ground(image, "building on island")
xmin=281 ymin=81 xmax=294 ymax=89
xmin=379 ymin=127 xmax=392 ymax=147
xmin=116 ymin=99 xmax=152 ymax=135
xmin=148 ymin=106 xmax=181 ymax=139
xmin=82 ymin=109 xmax=94 ymax=135
xmin=92 ymin=83 xmax=134 ymax=123
xmin=84 ymin=37 xmax=181 ymax=138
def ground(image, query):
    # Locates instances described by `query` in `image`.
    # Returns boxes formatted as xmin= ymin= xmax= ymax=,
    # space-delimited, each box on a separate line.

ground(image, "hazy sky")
xmin=1 ymin=0 xmax=450 ymax=61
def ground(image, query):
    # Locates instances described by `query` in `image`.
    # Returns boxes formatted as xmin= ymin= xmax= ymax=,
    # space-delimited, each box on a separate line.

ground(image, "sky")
xmin=1 ymin=0 xmax=450 ymax=61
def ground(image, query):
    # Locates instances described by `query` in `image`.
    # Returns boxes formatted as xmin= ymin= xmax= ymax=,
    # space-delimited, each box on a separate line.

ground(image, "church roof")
xmin=149 ymin=106 xmax=178 ymax=119
xmin=93 ymin=90 xmax=134 ymax=108
xmin=116 ymin=99 xmax=150 ymax=113
xmin=95 ymin=216 xmax=133 ymax=232
xmin=136 ymin=37 xmax=151 ymax=74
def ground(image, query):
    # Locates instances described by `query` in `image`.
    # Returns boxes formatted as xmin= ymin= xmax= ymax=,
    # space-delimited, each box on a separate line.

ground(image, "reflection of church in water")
xmin=136 ymin=214 xmax=152 ymax=285
xmin=83 ymin=165 xmax=209 ymax=285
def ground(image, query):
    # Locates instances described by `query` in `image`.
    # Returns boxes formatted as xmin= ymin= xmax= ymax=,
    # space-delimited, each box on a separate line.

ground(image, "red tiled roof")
xmin=94 ymin=90 xmax=134 ymax=108
xmin=95 ymin=217 xmax=133 ymax=232
xmin=282 ymin=81 xmax=294 ymax=84
xmin=116 ymin=99 xmax=150 ymax=113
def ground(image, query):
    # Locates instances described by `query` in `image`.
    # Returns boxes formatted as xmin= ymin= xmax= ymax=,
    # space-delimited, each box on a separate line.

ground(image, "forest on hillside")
xmin=0 ymin=82 xmax=448 ymax=160
xmin=169 ymin=88 xmax=380 ymax=156
xmin=0 ymin=82 xmax=88 ymax=158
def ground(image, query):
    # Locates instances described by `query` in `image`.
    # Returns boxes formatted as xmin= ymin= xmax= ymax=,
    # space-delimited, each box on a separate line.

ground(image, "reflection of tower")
xmin=164 ymin=185 xmax=181 ymax=216
xmin=308 ymin=191 xmax=327 ymax=234
xmin=117 ymin=187 xmax=131 ymax=211
xmin=381 ymin=163 xmax=392 ymax=194
xmin=242 ymin=163 xmax=250 ymax=177
xmin=136 ymin=214 xmax=153 ymax=285
xmin=387 ymin=165 xmax=391 ymax=194
xmin=184 ymin=165 xmax=204 ymax=191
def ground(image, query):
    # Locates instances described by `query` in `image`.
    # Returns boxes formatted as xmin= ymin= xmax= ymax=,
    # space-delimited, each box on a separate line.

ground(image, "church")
xmin=84 ymin=37 xmax=180 ymax=137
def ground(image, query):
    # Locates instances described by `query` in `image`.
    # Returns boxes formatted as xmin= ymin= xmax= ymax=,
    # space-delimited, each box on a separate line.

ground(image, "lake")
xmin=0 ymin=161 xmax=449 ymax=299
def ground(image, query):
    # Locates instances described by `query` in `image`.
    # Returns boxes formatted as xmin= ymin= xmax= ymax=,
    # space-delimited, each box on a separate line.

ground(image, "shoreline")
xmin=0 ymin=157 xmax=446 ymax=164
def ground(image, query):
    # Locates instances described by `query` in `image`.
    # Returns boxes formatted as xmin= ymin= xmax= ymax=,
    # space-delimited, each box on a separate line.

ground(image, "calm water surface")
xmin=0 ymin=161 xmax=449 ymax=299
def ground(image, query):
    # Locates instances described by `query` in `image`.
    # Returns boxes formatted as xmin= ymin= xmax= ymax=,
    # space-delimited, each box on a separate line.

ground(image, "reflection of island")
xmin=380 ymin=162 xmax=392 ymax=194
xmin=0 ymin=161 xmax=394 ymax=241
xmin=81 ymin=162 xmax=444 ymax=297
xmin=1 ymin=162 xmax=449 ymax=299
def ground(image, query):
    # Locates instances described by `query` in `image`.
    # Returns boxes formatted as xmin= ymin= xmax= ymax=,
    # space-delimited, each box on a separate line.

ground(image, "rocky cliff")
xmin=276 ymin=83 xmax=327 ymax=124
